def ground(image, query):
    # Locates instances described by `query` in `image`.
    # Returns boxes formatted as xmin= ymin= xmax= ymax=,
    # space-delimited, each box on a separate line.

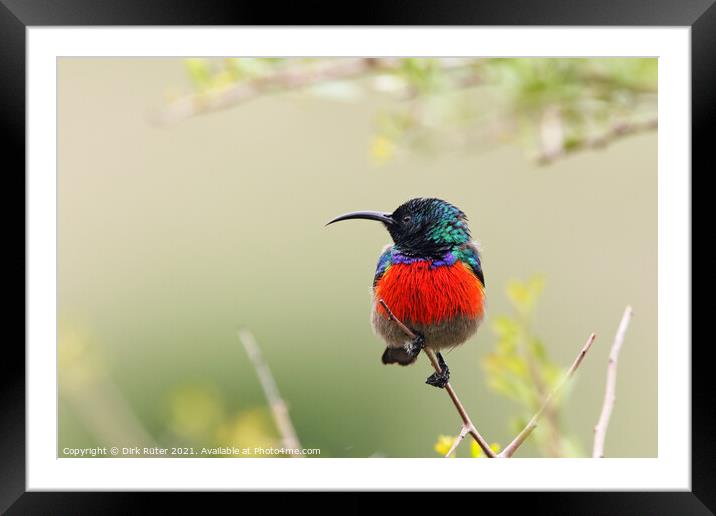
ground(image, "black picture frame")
xmin=2 ymin=1 xmax=710 ymax=512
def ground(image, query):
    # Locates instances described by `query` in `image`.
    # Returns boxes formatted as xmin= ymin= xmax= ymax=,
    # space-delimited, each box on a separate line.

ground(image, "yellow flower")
xmin=471 ymin=441 xmax=502 ymax=458
xmin=370 ymin=135 xmax=395 ymax=164
xmin=434 ymin=435 xmax=457 ymax=457
xmin=215 ymin=408 xmax=278 ymax=457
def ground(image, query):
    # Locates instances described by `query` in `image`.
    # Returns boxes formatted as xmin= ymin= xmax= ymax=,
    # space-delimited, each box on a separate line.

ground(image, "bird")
xmin=326 ymin=198 xmax=485 ymax=388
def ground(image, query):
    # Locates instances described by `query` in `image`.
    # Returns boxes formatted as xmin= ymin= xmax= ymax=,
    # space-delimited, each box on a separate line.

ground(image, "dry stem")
xmin=536 ymin=118 xmax=658 ymax=165
xmin=498 ymin=333 xmax=597 ymax=457
xmin=238 ymin=329 xmax=303 ymax=454
xmin=592 ymin=306 xmax=633 ymax=458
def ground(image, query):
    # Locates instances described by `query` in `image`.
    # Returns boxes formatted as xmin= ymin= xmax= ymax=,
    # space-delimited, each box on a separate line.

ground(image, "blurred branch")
xmin=154 ymin=58 xmax=377 ymax=125
xmin=536 ymin=118 xmax=658 ymax=165
xmin=61 ymin=376 xmax=157 ymax=451
xmin=592 ymin=306 xmax=633 ymax=458
xmin=378 ymin=299 xmax=496 ymax=458
xmin=59 ymin=331 xmax=157 ymax=451
xmin=151 ymin=58 xmax=480 ymax=126
xmin=498 ymin=333 xmax=596 ymax=458
xmin=153 ymin=57 xmax=658 ymax=166
xmin=237 ymin=329 xmax=303 ymax=454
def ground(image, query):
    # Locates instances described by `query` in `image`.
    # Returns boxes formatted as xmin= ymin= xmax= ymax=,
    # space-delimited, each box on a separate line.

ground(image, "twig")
xmin=536 ymin=118 xmax=658 ymax=165
xmin=154 ymin=58 xmax=378 ymax=125
xmin=517 ymin=316 xmax=565 ymax=457
xmin=151 ymin=58 xmax=480 ymax=126
xmin=445 ymin=425 xmax=470 ymax=458
xmin=378 ymin=299 xmax=496 ymax=458
xmin=498 ymin=332 xmax=597 ymax=458
xmin=592 ymin=306 xmax=633 ymax=458
xmin=237 ymin=329 xmax=303 ymax=454
xmin=60 ymin=365 xmax=157 ymax=452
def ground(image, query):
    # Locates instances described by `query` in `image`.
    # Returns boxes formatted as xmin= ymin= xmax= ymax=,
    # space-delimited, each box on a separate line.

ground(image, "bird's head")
xmin=327 ymin=198 xmax=470 ymax=258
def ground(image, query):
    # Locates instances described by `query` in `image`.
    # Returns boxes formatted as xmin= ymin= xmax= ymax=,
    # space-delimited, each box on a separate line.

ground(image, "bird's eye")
xmin=402 ymin=215 xmax=412 ymax=223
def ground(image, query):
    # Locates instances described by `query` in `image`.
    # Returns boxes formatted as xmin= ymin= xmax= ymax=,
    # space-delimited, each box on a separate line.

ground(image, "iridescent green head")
xmin=327 ymin=197 xmax=471 ymax=258
xmin=387 ymin=198 xmax=470 ymax=257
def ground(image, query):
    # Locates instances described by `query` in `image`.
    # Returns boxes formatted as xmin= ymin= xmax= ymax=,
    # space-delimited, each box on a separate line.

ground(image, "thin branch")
xmin=523 ymin=348 xmax=565 ymax=457
xmin=60 ymin=364 xmax=157 ymax=451
xmin=516 ymin=313 xmax=565 ymax=457
xmin=152 ymin=58 xmax=656 ymax=166
xmin=237 ymin=329 xmax=303 ymax=454
xmin=153 ymin=58 xmax=377 ymax=125
xmin=593 ymin=306 xmax=633 ymax=458
xmin=498 ymin=332 xmax=597 ymax=458
xmin=445 ymin=425 xmax=470 ymax=458
xmin=378 ymin=299 xmax=496 ymax=458
xmin=151 ymin=58 xmax=480 ymax=126
xmin=536 ymin=118 xmax=658 ymax=165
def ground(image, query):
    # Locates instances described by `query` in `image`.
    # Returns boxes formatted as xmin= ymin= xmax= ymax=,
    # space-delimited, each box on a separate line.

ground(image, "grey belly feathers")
xmin=371 ymin=304 xmax=480 ymax=351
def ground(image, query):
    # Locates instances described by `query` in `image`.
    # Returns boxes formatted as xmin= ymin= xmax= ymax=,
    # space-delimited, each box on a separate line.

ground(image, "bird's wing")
xmin=373 ymin=244 xmax=393 ymax=289
xmin=459 ymin=241 xmax=485 ymax=287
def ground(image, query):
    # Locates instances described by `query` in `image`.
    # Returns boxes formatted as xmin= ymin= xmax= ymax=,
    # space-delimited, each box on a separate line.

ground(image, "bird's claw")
xmin=425 ymin=352 xmax=450 ymax=388
xmin=426 ymin=370 xmax=450 ymax=388
xmin=407 ymin=332 xmax=425 ymax=357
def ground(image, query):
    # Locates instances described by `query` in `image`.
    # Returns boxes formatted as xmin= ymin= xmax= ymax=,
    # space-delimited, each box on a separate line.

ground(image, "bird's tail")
xmin=381 ymin=346 xmax=419 ymax=366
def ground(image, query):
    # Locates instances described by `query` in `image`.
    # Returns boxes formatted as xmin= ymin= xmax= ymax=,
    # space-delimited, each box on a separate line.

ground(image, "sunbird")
xmin=327 ymin=198 xmax=485 ymax=388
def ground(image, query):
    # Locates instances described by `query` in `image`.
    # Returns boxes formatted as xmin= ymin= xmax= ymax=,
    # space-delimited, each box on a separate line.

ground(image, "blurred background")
xmin=58 ymin=58 xmax=657 ymax=458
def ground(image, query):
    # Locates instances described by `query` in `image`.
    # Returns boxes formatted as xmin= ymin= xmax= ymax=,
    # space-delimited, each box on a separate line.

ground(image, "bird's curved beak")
xmin=325 ymin=210 xmax=394 ymax=226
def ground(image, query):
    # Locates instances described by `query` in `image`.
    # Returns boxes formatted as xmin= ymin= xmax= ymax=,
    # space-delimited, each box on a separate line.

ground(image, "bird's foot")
xmin=426 ymin=352 xmax=450 ymax=388
xmin=406 ymin=331 xmax=425 ymax=359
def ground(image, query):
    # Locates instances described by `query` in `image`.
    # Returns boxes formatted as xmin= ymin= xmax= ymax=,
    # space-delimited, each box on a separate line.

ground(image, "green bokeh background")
xmin=58 ymin=58 xmax=656 ymax=458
